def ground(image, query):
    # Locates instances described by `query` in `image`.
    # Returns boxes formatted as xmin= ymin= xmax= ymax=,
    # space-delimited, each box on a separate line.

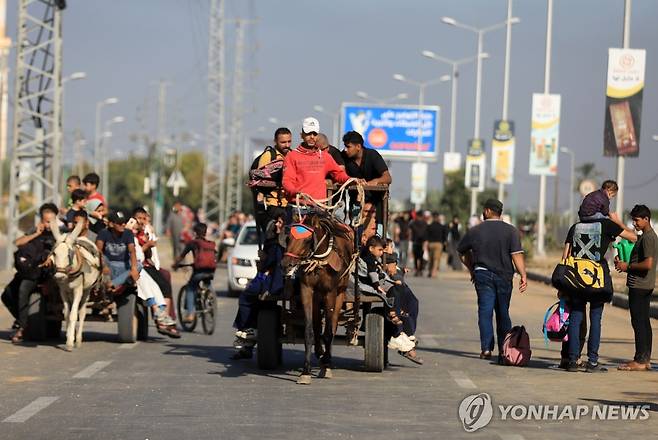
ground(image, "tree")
xmin=575 ymin=162 xmax=603 ymax=189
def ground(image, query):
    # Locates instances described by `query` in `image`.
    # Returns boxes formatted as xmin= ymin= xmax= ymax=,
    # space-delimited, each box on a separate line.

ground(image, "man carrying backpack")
xmin=560 ymin=212 xmax=636 ymax=372
xmin=2 ymin=203 xmax=60 ymax=343
xmin=173 ymin=223 xmax=217 ymax=323
xmin=250 ymin=127 xmax=292 ymax=239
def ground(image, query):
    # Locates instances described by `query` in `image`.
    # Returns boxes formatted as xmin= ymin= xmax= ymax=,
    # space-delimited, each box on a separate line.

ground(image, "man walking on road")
xmin=165 ymin=201 xmax=184 ymax=259
xmin=457 ymin=199 xmax=527 ymax=363
xmin=615 ymin=204 xmax=657 ymax=371
xmin=427 ymin=212 xmax=449 ymax=278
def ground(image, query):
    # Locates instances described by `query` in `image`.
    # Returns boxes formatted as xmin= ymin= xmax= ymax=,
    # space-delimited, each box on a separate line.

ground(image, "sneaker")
xmin=566 ymin=361 xmax=579 ymax=372
xmin=243 ymin=328 xmax=257 ymax=341
xmin=585 ymin=362 xmax=608 ymax=373
xmin=479 ymin=350 xmax=492 ymax=360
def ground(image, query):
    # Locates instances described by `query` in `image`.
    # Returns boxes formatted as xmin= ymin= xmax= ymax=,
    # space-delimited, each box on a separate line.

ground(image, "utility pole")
xmin=152 ymin=80 xmax=170 ymax=235
xmin=225 ymin=19 xmax=255 ymax=215
xmin=6 ymin=0 xmax=64 ymax=269
xmin=498 ymin=0 xmax=514 ymax=203
xmin=0 ymin=0 xmax=11 ymax=218
xmin=616 ymin=0 xmax=632 ymax=216
xmin=202 ymin=0 xmax=227 ymax=225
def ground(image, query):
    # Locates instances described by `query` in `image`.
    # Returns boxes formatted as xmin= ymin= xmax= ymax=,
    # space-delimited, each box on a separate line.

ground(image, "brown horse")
xmin=281 ymin=213 xmax=355 ymax=385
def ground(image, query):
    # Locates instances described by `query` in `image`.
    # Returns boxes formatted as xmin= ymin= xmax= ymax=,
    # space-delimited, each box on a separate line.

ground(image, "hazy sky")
xmin=6 ymin=0 xmax=658 ymax=213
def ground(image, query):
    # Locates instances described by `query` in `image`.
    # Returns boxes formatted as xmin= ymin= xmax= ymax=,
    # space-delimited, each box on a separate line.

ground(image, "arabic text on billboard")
xmin=341 ymin=103 xmax=439 ymax=160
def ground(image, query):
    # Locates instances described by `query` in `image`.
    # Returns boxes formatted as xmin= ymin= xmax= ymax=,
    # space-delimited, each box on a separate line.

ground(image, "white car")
xmin=226 ymin=221 xmax=259 ymax=296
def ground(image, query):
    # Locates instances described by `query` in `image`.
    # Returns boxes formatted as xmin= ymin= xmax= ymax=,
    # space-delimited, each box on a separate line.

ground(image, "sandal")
xmin=618 ymin=361 xmax=650 ymax=371
xmin=11 ymin=328 xmax=24 ymax=344
xmin=399 ymin=348 xmax=424 ymax=365
xmin=157 ymin=323 xmax=181 ymax=338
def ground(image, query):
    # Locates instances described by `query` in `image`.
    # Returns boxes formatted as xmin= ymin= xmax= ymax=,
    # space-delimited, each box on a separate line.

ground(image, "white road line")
xmin=499 ymin=435 xmax=526 ymax=440
xmin=3 ymin=397 xmax=59 ymax=423
xmin=119 ymin=342 xmax=140 ymax=350
xmin=73 ymin=361 xmax=112 ymax=379
xmin=449 ymin=370 xmax=477 ymax=389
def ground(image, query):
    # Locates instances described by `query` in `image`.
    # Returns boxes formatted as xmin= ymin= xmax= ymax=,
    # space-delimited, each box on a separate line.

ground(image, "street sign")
xmin=410 ymin=162 xmax=428 ymax=206
xmin=166 ymin=169 xmax=187 ymax=197
xmin=340 ymin=102 xmax=440 ymax=161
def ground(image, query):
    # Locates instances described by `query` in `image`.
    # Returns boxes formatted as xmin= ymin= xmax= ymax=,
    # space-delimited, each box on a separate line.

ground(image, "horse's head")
xmin=281 ymin=215 xmax=324 ymax=276
xmin=50 ymin=219 xmax=83 ymax=282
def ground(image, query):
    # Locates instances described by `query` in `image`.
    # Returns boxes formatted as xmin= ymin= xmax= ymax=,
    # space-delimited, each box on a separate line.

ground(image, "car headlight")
xmin=231 ymin=257 xmax=252 ymax=267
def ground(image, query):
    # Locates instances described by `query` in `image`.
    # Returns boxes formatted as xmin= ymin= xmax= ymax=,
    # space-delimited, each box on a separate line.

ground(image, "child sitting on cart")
xmin=358 ymin=236 xmax=420 ymax=362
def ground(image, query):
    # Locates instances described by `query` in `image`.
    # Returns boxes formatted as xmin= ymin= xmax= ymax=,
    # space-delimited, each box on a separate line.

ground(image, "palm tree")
xmin=574 ymin=162 xmax=603 ymax=190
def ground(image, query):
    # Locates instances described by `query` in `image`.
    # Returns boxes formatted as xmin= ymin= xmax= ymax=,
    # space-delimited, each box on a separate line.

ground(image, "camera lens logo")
xmin=458 ymin=393 xmax=493 ymax=432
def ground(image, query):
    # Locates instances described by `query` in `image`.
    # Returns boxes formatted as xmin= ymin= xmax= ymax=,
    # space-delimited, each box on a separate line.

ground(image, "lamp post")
xmin=313 ymin=105 xmax=339 ymax=145
xmin=560 ymin=146 xmax=575 ymax=226
xmin=393 ymin=73 xmax=451 ymax=211
xmin=101 ymin=116 xmax=125 ymax=203
xmin=421 ymin=51 xmax=483 ymax=154
xmin=94 ymin=97 xmax=118 ymax=172
xmin=355 ymin=91 xmax=408 ymax=105
xmin=441 ymin=15 xmax=520 ymax=215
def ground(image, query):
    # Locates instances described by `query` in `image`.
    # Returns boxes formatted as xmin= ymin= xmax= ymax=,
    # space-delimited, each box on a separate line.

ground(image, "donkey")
xmin=282 ymin=213 xmax=355 ymax=385
xmin=50 ymin=219 xmax=102 ymax=351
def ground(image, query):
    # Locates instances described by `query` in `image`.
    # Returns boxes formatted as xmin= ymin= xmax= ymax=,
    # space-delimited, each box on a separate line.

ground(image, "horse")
xmin=281 ymin=212 xmax=356 ymax=385
xmin=49 ymin=219 xmax=102 ymax=351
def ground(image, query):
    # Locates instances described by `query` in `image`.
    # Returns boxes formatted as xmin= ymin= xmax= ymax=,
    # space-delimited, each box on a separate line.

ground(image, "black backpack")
xmin=14 ymin=239 xmax=49 ymax=281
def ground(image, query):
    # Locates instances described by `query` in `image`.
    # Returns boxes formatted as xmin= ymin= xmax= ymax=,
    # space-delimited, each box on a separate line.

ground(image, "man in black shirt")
xmin=458 ymin=199 xmax=527 ymax=363
xmin=427 ymin=213 xmax=449 ymax=278
xmin=317 ymin=133 xmax=345 ymax=168
xmin=409 ymin=211 xmax=429 ymax=276
xmin=342 ymin=131 xmax=391 ymax=241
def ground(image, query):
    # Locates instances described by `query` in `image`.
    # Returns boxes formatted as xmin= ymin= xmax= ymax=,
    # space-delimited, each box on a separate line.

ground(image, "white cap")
xmin=302 ymin=117 xmax=320 ymax=134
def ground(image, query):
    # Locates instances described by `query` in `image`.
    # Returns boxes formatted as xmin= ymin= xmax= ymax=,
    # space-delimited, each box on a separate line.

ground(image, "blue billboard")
xmin=340 ymin=102 xmax=440 ymax=161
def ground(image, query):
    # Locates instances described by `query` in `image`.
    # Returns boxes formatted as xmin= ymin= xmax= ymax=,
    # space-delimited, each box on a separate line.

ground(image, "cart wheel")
xmin=25 ymin=292 xmax=47 ymax=341
xmin=137 ymin=302 xmax=149 ymax=341
xmin=257 ymin=306 xmax=282 ymax=370
xmin=177 ymin=285 xmax=197 ymax=332
xmin=364 ymin=311 xmax=385 ymax=372
xmin=117 ymin=293 xmax=138 ymax=343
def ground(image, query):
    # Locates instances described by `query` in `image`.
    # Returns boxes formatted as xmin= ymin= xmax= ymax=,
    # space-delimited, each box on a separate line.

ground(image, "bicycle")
xmin=175 ymin=264 xmax=216 ymax=335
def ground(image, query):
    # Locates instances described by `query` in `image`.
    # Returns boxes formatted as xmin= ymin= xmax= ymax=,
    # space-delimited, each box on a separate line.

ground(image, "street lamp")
xmin=441 ymin=14 xmax=520 ymax=215
xmin=355 ymin=91 xmax=408 ymax=105
xmin=62 ymin=71 xmax=87 ymax=84
xmin=560 ymin=146 xmax=575 ymax=226
xmin=313 ymin=105 xmax=339 ymax=146
xmin=421 ymin=50 xmax=484 ymax=154
xmin=94 ymin=97 xmax=119 ymax=171
xmin=394 ymin=73 xmax=451 ymax=211
xmin=101 ymin=116 xmax=125 ymax=202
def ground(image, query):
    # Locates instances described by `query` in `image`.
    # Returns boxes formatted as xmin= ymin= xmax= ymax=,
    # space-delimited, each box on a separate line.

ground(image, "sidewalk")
xmin=527 ymin=254 xmax=658 ymax=319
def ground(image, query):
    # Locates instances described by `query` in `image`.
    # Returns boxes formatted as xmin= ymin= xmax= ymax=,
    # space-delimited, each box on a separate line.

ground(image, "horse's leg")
xmin=75 ymin=289 xmax=90 ymax=348
xmin=297 ymin=282 xmax=313 ymax=385
xmin=313 ymin=291 xmax=323 ymax=360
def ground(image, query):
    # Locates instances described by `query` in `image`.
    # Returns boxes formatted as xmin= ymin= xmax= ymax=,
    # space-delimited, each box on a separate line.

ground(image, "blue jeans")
xmin=568 ymin=300 xmax=604 ymax=364
xmin=473 ymin=270 xmax=513 ymax=353
xmin=185 ymin=272 xmax=213 ymax=313
xmin=107 ymin=260 xmax=141 ymax=286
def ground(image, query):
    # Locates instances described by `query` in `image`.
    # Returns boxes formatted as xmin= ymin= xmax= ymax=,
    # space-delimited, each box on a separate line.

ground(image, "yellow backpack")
xmin=551 ymin=255 xmax=612 ymax=297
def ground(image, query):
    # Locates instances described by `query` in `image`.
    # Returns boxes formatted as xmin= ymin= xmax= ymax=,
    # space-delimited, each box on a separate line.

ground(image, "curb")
xmin=527 ymin=271 xmax=658 ymax=319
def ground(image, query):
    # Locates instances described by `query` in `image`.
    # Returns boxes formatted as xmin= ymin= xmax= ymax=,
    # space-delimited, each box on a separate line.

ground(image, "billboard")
xmin=529 ymin=93 xmax=560 ymax=176
xmin=604 ymin=48 xmax=646 ymax=157
xmin=465 ymin=138 xmax=485 ymax=191
xmin=491 ymin=120 xmax=515 ymax=184
xmin=340 ymin=102 xmax=440 ymax=161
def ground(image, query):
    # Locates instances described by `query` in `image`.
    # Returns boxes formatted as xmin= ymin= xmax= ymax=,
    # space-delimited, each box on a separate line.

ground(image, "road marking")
xmin=499 ymin=435 xmax=525 ymax=440
xmin=449 ymin=370 xmax=477 ymax=389
xmin=73 ymin=361 xmax=112 ymax=379
xmin=119 ymin=342 xmax=140 ymax=350
xmin=3 ymin=397 xmax=59 ymax=423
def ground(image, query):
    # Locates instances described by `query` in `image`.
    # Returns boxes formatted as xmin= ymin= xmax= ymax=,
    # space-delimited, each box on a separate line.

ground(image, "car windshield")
xmin=239 ymin=226 xmax=259 ymax=245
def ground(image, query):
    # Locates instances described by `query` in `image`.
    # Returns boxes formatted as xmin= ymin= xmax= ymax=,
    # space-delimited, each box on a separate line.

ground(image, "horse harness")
xmin=51 ymin=238 xmax=102 ymax=288
xmin=286 ymin=221 xmax=353 ymax=275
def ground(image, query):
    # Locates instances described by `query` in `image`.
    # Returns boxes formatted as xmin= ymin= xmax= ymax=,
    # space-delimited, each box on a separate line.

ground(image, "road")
xmin=0 ymin=265 xmax=657 ymax=440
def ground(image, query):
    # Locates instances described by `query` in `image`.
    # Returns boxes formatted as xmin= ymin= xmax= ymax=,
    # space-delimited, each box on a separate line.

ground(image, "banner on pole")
xmin=604 ymin=48 xmax=645 ymax=157
xmin=465 ymin=138 xmax=485 ymax=191
xmin=491 ymin=120 xmax=515 ymax=184
xmin=443 ymin=152 xmax=461 ymax=173
xmin=529 ymin=93 xmax=560 ymax=176
xmin=410 ymin=162 xmax=428 ymax=205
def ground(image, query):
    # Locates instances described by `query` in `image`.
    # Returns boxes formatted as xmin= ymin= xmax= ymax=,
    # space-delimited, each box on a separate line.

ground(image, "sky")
xmin=5 ymin=0 xmax=658 ymax=214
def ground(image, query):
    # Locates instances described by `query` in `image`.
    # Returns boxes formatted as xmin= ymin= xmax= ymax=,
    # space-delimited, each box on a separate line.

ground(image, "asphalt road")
xmin=0 ymin=265 xmax=657 ymax=440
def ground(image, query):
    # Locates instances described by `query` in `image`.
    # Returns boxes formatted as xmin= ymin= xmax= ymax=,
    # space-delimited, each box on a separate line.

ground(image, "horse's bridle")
xmin=284 ymin=223 xmax=334 ymax=262
xmin=53 ymin=241 xmax=84 ymax=279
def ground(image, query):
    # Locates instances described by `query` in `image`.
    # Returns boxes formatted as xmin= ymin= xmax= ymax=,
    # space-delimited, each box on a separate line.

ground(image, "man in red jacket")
xmin=282 ymin=117 xmax=353 ymax=203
